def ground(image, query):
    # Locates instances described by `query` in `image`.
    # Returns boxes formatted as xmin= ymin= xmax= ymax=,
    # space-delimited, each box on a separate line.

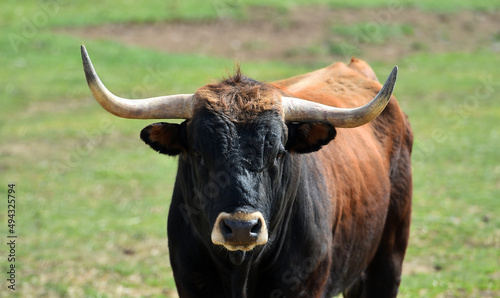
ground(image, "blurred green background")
xmin=1 ymin=0 xmax=499 ymax=297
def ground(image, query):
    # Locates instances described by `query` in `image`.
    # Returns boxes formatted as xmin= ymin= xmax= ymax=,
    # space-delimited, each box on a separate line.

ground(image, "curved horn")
xmin=282 ymin=66 xmax=398 ymax=128
xmin=81 ymin=45 xmax=193 ymax=119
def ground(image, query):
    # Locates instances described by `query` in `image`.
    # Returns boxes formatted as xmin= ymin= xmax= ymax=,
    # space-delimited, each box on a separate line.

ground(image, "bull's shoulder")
xmin=272 ymin=59 xmax=383 ymax=108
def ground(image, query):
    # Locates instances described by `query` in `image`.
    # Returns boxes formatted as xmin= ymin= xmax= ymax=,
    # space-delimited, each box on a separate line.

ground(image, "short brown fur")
xmin=194 ymin=68 xmax=283 ymax=122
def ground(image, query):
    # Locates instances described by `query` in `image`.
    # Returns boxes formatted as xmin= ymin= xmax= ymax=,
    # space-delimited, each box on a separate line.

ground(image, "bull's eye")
xmin=276 ymin=149 xmax=285 ymax=160
xmin=192 ymin=150 xmax=206 ymax=165
xmin=193 ymin=151 xmax=205 ymax=165
xmin=194 ymin=151 xmax=203 ymax=160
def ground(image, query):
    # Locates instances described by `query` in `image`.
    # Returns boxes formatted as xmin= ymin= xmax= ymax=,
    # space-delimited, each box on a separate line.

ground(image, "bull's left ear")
xmin=285 ymin=122 xmax=336 ymax=154
xmin=140 ymin=121 xmax=187 ymax=156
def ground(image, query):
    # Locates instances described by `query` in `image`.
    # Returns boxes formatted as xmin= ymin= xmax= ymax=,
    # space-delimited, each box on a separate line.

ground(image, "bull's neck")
xmin=229 ymin=258 xmax=253 ymax=298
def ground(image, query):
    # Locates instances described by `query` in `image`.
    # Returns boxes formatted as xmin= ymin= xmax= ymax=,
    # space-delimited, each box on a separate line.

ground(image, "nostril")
xmin=221 ymin=220 xmax=233 ymax=236
xmin=250 ymin=219 xmax=261 ymax=235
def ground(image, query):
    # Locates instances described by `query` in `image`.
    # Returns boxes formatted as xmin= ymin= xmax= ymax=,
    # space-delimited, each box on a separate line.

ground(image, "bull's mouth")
xmin=228 ymin=250 xmax=247 ymax=265
xmin=211 ymin=211 xmax=268 ymax=255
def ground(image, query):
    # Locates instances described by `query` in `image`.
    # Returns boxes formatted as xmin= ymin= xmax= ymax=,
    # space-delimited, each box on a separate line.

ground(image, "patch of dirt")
xmin=402 ymin=257 xmax=438 ymax=275
xmin=59 ymin=6 xmax=500 ymax=63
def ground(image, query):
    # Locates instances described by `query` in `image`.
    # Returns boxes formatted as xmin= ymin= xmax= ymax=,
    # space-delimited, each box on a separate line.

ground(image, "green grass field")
xmin=1 ymin=0 xmax=499 ymax=297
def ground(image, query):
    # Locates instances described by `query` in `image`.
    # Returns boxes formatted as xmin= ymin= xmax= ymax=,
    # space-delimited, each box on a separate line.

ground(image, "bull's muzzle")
xmin=211 ymin=212 xmax=268 ymax=251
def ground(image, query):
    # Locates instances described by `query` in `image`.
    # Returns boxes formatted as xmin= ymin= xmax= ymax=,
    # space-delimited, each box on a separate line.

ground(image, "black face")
xmin=187 ymin=109 xmax=287 ymax=228
xmin=140 ymin=105 xmax=336 ymax=260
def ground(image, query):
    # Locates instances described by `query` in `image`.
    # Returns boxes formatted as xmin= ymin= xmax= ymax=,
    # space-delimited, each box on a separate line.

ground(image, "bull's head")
xmin=81 ymin=46 xmax=397 ymax=265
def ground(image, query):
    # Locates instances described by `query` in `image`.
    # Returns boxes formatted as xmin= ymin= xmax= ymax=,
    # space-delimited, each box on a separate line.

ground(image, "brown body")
xmin=273 ymin=58 xmax=413 ymax=295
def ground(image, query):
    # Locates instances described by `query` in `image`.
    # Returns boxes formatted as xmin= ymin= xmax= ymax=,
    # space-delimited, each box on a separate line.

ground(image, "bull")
xmin=81 ymin=45 xmax=413 ymax=297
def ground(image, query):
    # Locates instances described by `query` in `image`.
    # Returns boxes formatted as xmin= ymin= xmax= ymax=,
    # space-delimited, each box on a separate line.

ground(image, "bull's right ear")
xmin=140 ymin=121 xmax=188 ymax=156
xmin=285 ymin=122 xmax=337 ymax=154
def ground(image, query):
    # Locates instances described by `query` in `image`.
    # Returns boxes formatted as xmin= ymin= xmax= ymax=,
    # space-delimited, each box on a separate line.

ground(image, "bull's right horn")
xmin=81 ymin=45 xmax=194 ymax=119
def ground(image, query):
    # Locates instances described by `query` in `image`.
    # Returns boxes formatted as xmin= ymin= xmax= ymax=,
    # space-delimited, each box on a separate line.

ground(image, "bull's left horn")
xmin=81 ymin=45 xmax=193 ymax=119
xmin=282 ymin=66 xmax=398 ymax=128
